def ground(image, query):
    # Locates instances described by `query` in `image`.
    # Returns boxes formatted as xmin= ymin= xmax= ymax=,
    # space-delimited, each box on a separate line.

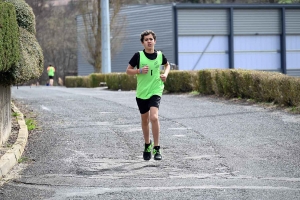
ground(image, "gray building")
xmin=76 ymin=4 xmax=174 ymax=75
xmin=77 ymin=3 xmax=300 ymax=76
xmin=174 ymin=4 xmax=300 ymax=76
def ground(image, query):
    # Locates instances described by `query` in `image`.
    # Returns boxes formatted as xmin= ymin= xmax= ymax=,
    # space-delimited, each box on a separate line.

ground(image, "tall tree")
xmin=77 ymin=0 xmax=126 ymax=73
xmin=25 ymin=0 xmax=78 ymax=85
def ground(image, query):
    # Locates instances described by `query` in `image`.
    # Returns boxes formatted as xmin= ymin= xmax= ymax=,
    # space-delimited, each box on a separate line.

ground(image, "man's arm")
xmin=126 ymin=64 xmax=140 ymax=75
xmin=160 ymin=62 xmax=170 ymax=82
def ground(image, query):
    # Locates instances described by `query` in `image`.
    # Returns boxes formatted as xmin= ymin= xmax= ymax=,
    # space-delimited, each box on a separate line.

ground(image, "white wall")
xmin=286 ymin=35 xmax=300 ymax=70
xmin=234 ymin=35 xmax=281 ymax=71
xmin=178 ymin=36 xmax=229 ymax=70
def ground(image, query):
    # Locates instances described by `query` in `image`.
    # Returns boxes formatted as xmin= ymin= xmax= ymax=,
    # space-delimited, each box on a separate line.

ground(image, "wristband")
xmin=140 ymin=68 xmax=142 ymax=74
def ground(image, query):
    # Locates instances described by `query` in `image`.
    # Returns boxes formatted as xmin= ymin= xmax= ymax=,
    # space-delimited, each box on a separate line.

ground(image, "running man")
xmin=47 ymin=64 xmax=55 ymax=86
xmin=126 ymin=30 xmax=170 ymax=160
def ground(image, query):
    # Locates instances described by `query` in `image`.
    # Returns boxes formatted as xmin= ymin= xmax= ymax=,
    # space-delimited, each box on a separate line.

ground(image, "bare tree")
xmin=77 ymin=0 xmax=126 ymax=73
xmin=25 ymin=0 xmax=78 ymax=85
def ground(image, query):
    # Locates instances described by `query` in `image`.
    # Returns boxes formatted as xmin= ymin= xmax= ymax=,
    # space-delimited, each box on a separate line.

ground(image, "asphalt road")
xmin=0 ymin=86 xmax=299 ymax=200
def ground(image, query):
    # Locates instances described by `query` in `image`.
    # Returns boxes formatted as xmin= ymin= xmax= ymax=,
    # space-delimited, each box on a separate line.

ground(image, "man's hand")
xmin=160 ymin=74 xmax=168 ymax=82
xmin=142 ymin=66 xmax=149 ymax=74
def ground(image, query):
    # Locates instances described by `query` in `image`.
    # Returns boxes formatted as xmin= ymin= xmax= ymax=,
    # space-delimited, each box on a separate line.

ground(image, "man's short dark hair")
xmin=140 ymin=30 xmax=156 ymax=42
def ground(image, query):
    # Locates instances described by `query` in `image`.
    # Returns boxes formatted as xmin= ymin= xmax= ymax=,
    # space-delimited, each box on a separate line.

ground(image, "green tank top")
xmin=136 ymin=51 xmax=164 ymax=99
xmin=48 ymin=66 xmax=55 ymax=76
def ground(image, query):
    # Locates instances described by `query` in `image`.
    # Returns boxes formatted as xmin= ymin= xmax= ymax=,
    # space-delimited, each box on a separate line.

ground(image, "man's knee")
xmin=141 ymin=113 xmax=149 ymax=125
xmin=150 ymin=114 xmax=158 ymax=123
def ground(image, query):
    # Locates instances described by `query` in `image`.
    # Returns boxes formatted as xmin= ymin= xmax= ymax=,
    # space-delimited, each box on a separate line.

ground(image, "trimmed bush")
xmin=1 ymin=0 xmax=43 ymax=86
xmin=198 ymin=70 xmax=213 ymax=95
xmin=89 ymin=73 xmax=106 ymax=87
xmin=65 ymin=69 xmax=300 ymax=108
xmin=65 ymin=76 xmax=91 ymax=88
xmin=105 ymin=73 xmax=136 ymax=91
xmin=4 ymin=0 xmax=36 ymax=34
xmin=14 ymin=27 xmax=43 ymax=84
xmin=0 ymin=2 xmax=20 ymax=73
xmin=164 ymin=71 xmax=195 ymax=93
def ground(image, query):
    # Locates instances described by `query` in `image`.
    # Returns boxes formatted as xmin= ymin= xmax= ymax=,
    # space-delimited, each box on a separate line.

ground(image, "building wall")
xmin=77 ymin=4 xmax=174 ymax=75
xmin=286 ymin=9 xmax=300 ymax=76
xmin=175 ymin=4 xmax=300 ymax=76
xmin=77 ymin=4 xmax=300 ymax=76
xmin=177 ymin=9 xmax=229 ymax=70
xmin=0 ymin=86 xmax=11 ymax=145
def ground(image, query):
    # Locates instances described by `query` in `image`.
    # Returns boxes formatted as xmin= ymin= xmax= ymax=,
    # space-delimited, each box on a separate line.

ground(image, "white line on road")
xmin=41 ymin=105 xmax=51 ymax=111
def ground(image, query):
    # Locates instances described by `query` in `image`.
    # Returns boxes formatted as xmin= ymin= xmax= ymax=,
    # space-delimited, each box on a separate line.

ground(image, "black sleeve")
xmin=162 ymin=53 xmax=168 ymax=65
xmin=129 ymin=52 xmax=139 ymax=68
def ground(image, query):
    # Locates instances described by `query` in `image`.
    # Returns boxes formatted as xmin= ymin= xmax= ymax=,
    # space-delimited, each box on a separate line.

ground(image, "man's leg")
xmin=141 ymin=111 xmax=153 ymax=160
xmin=150 ymin=106 xmax=162 ymax=160
xmin=141 ymin=112 xmax=150 ymax=144
xmin=149 ymin=107 xmax=160 ymax=146
xmin=49 ymin=79 xmax=53 ymax=86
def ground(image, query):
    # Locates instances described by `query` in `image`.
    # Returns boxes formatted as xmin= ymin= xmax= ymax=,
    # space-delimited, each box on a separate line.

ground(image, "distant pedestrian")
xmin=126 ymin=30 xmax=170 ymax=161
xmin=47 ymin=64 xmax=55 ymax=86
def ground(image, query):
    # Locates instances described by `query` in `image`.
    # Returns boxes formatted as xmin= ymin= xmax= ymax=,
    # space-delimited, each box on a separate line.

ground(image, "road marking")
xmin=41 ymin=105 xmax=51 ymax=111
xmin=168 ymin=127 xmax=191 ymax=130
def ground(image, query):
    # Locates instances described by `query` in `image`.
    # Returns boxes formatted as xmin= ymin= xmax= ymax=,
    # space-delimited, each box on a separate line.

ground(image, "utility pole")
xmin=101 ymin=0 xmax=111 ymax=73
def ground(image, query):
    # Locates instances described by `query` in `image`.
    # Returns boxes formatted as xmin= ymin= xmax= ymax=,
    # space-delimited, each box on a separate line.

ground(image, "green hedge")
xmin=65 ymin=76 xmax=91 ymax=88
xmin=164 ymin=71 xmax=197 ymax=93
xmin=89 ymin=73 xmax=106 ymax=87
xmin=198 ymin=69 xmax=300 ymax=107
xmin=3 ymin=0 xmax=36 ymax=34
xmin=1 ymin=0 xmax=43 ymax=86
xmin=0 ymin=2 xmax=20 ymax=73
xmin=105 ymin=73 xmax=136 ymax=90
xmin=65 ymin=69 xmax=300 ymax=108
xmin=14 ymin=27 xmax=43 ymax=83
xmin=66 ymin=73 xmax=137 ymax=90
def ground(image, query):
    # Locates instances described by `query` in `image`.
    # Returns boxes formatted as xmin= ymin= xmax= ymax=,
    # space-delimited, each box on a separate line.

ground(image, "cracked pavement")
xmin=0 ymin=86 xmax=299 ymax=200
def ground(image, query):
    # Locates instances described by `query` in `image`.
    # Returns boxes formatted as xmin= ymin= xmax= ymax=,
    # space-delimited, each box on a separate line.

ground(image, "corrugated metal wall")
xmin=175 ymin=5 xmax=300 ymax=75
xmin=76 ymin=4 xmax=174 ymax=75
xmin=233 ymin=9 xmax=281 ymax=71
xmin=286 ymin=9 xmax=300 ymax=76
xmin=177 ymin=9 xmax=229 ymax=70
xmin=286 ymin=9 xmax=300 ymax=34
xmin=112 ymin=4 xmax=174 ymax=72
xmin=233 ymin=9 xmax=281 ymax=35
xmin=177 ymin=9 xmax=229 ymax=35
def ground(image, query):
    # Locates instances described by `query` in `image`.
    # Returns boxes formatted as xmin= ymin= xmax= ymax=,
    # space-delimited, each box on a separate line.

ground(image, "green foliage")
xmin=105 ymin=73 xmax=137 ymax=90
xmin=65 ymin=76 xmax=91 ymax=88
xmin=198 ymin=70 xmax=214 ymax=95
xmin=12 ymin=111 xmax=20 ymax=117
xmin=164 ymin=71 xmax=196 ymax=93
xmin=0 ymin=66 xmax=17 ymax=86
xmin=3 ymin=0 xmax=36 ymax=34
xmin=0 ymin=2 xmax=20 ymax=77
xmin=18 ymin=156 xmax=30 ymax=163
xmin=1 ymin=0 xmax=43 ymax=86
xmin=25 ymin=118 xmax=36 ymax=131
xmin=89 ymin=73 xmax=106 ymax=87
xmin=118 ymin=73 xmax=137 ymax=91
xmin=14 ymin=27 xmax=44 ymax=84
xmin=66 ymin=73 xmax=137 ymax=90
xmin=65 ymin=69 xmax=300 ymax=108
xmin=198 ymin=69 xmax=300 ymax=107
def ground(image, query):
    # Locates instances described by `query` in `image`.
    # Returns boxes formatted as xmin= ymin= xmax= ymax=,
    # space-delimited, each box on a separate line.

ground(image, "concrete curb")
xmin=0 ymin=103 xmax=28 ymax=179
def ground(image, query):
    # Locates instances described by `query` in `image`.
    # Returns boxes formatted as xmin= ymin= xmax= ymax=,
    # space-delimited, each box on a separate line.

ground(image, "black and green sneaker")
xmin=153 ymin=146 xmax=162 ymax=160
xmin=143 ymin=140 xmax=153 ymax=160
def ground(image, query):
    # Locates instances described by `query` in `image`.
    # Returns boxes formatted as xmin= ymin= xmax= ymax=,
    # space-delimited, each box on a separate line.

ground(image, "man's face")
xmin=142 ymin=34 xmax=156 ymax=50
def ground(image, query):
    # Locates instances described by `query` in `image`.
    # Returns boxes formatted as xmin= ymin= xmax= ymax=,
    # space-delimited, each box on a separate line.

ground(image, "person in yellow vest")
xmin=126 ymin=30 xmax=170 ymax=161
xmin=47 ymin=64 xmax=55 ymax=86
